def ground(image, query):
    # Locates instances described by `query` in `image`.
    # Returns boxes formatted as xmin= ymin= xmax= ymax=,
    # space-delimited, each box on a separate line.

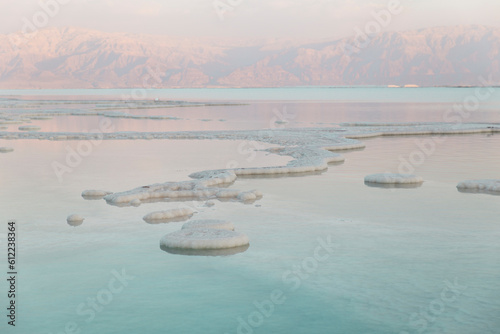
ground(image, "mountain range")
xmin=0 ymin=25 xmax=498 ymax=88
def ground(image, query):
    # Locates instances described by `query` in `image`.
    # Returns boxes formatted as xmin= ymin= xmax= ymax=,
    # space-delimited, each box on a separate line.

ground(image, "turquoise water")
xmin=1 ymin=89 xmax=500 ymax=334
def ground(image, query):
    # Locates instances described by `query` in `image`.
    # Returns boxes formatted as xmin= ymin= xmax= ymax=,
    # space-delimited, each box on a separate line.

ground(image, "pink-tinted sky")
xmin=2 ymin=0 xmax=500 ymax=40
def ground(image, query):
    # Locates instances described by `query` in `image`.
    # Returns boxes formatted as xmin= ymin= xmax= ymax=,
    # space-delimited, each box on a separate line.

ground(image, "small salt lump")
xmin=67 ymin=214 xmax=84 ymax=226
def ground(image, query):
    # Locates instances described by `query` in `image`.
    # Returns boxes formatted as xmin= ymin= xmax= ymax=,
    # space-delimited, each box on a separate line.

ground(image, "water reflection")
xmin=364 ymin=181 xmax=423 ymax=189
xmin=160 ymin=244 xmax=250 ymax=256
xmin=237 ymin=170 xmax=325 ymax=179
xmin=457 ymin=188 xmax=500 ymax=196
xmin=66 ymin=220 xmax=84 ymax=227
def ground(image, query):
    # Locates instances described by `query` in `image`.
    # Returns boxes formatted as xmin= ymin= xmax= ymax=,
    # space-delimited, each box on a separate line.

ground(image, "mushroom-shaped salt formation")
xmin=182 ymin=219 xmax=234 ymax=231
xmin=160 ymin=228 xmax=249 ymax=252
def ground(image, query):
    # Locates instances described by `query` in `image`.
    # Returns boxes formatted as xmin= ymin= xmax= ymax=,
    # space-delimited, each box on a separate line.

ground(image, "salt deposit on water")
xmin=160 ymin=244 xmax=250 ymax=256
xmin=18 ymin=125 xmax=41 ymax=131
xmin=0 ymin=147 xmax=14 ymax=153
xmin=161 ymin=218 xmax=246 ymax=254
xmin=103 ymin=171 xmax=262 ymax=207
xmin=182 ymin=219 xmax=235 ymax=231
xmin=364 ymin=173 xmax=424 ymax=184
xmin=67 ymin=214 xmax=84 ymax=226
xmin=160 ymin=228 xmax=249 ymax=250
xmin=143 ymin=208 xmax=194 ymax=223
xmin=81 ymin=190 xmax=113 ymax=199
xmin=457 ymin=180 xmax=500 ymax=194
xmin=0 ymin=99 xmax=242 ymax=128
xmin=3 ymin=122 xmax=498 ymax=234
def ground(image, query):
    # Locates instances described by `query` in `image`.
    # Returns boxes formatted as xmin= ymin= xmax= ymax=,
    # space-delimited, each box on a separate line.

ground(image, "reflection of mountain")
xmin=1 ymin=25 xmax=499 ymax=88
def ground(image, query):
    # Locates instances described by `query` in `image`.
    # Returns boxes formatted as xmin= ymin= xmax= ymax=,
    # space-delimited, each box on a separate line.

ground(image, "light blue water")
xmin=0 ymin=89 xmax=499 ymax=334
xmin=2 ymin=86 xmax=500 ymax=103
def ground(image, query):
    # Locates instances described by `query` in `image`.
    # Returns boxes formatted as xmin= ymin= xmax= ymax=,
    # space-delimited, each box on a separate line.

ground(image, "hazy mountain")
xmin=0 ymin=25 xmax=498 ymax=88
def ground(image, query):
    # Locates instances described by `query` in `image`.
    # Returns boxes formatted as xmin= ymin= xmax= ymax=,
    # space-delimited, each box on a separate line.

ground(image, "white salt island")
xmin=182 ymin=219 xmax=235 ymax=231
xmin=143 ymin=208 xmax=194 ymax=223
xmin=82 ymin=190 xmax=113 ymax=199
xmin=457 ymin=180 xmax=500 ymax=195
xmin=364 ymin=173 xmax=424 ymax=184
xmin=160 ymin=228 xmax=249 ymax=250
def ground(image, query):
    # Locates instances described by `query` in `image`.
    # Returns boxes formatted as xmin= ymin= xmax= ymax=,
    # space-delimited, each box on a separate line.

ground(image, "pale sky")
xmin=2 ymin=0 xmax=500 ymax=41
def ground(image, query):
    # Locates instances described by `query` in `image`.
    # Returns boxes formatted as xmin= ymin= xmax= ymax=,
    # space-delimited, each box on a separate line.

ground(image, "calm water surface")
xmin=0 ymin=88 xmax=499 ymax=334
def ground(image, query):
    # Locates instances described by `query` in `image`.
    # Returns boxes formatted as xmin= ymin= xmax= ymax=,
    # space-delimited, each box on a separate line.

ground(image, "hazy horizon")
xmin=2 ymin=1 xmax=499 ymax=89
xmin=3 ymin=0 xmax=500 ymax=41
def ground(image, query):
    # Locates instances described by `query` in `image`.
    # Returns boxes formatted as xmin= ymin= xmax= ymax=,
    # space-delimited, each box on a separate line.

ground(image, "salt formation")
xmin=457 ymin=180 xmax=500 ymax=194
xmin=18 ymin=125 xmax=41 ymax=131
xmin=160 ymin=244 xmax=249 ymax=256
xmin=67 ymin=214 xmax=84 ymax=226
xmin=182 ymin=219 xmax=235 ymax=231
xmin=204 ymin=200 xmax=215 ymax=207
xmin=2 ymin=120 xmax=498 ymax=225
xmin=160 ymin=228 xmax=249 ymax=250
xmin=58 ymin=123 xmax=499 ymax=219
xmin=29 ymin=116 xmax=53 ymax=120
xmin=188 ymin=145 xmax=352 ymax=180
xmin=0 ymin=120 xmax=23 ymax=124
xmin=81 ymin=190 xmax=113 ymax=199
xmin=162 ymin=217 xmax=248 ymax=255
xmin=101 ymin=111 xmax=180 ymax=120
xmin=103 ymin=171 xmax=262 ymax=207
xmin=0 ymin=147 xmax=14 ymax=153
xmin=364 ymin=173 xmax=424 ymax=184
xmin=130 ymin=199 xmax=142 ymax=207
xmin=143 ymin=208 xmax=194 ymax=223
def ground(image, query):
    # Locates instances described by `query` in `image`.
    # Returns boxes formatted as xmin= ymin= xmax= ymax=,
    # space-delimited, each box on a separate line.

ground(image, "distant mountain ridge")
xmin=0 ymin=25 xmax=499 ymax=88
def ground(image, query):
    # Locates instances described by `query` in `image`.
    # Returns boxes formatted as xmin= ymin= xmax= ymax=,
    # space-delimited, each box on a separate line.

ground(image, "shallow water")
xmin=0 ymin=89 xmax=499 ymax=334
xmin=3 ymin=86 xmax=500 ymax=103
xmin=1 ymin=97 xmax=499 ymax=133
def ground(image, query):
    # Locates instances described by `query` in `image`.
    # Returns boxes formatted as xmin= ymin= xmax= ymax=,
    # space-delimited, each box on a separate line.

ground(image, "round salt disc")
xmin=182 ymin=219 xmax=234 ymax=231
xmin=160 ymin=228 xmax=249 ymax=250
